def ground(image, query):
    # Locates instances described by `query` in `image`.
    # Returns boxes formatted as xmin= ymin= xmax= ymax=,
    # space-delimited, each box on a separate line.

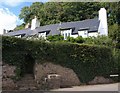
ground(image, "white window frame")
xmin=15 ymin=35 xmax=21 ymax=38
xmin=38 ymin=32 xmax=46 ymax=39
xmin=61 ymin=29 xmax=72 ymax=40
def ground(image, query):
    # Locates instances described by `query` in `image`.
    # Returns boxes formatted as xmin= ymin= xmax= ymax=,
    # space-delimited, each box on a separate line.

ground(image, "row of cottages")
xmin=3 ymin=8 xmax=108 ymax=39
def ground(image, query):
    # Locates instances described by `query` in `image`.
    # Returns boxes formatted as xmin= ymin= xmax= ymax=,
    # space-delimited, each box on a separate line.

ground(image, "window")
xmin=15 ymin=35 xmax=21 ymax=38
xmin=68 ymin=33 xmax=70 ymax=36
xmin=61 ymin=29 xmax=72 ymax=40
xmin=38 ymin=32 xmax=46 ymax=39
xmin=65 ymin=33 xmax=67 ymax=40
xmin=84 ymin=31 xmax=87 ymax=35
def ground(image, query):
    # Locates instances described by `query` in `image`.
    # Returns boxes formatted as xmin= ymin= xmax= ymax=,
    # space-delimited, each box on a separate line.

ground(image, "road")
xmin=52 ymin=83 xmax=119 ymax=91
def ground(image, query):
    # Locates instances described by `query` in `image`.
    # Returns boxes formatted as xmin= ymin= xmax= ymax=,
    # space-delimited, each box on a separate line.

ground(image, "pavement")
xmin=52 ymin=83 xmax=119 ymax=91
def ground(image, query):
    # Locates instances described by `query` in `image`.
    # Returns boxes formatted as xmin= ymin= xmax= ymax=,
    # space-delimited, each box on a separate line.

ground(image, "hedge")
xmin=2 ymin=36 xmax=117 ymax=83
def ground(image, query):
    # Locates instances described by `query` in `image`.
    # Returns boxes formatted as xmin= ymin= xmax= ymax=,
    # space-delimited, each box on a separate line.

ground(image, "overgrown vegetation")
xmin=2 ymin=36 xmax=118 ymax=83
xmin=47 ymin=35 xmax=113 ymax=47
xmin=47 ymin=35 xmax=64 ymax=42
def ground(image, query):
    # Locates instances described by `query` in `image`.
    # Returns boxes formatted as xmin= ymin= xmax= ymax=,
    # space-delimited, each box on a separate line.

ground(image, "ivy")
xmin=2 ymin=36 xmax=118 ymax=83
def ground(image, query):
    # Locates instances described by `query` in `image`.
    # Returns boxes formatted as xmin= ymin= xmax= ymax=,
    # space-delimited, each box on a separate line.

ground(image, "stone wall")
xmin=2 ymin=63 xmax=18 ymax=90
xmin=34 ymin=62 xmax=81 ymax=89
xmin=88 ymin=76 xmax=114 ymax=85
xmin=2 ymin=62 xmax=115 ymax=90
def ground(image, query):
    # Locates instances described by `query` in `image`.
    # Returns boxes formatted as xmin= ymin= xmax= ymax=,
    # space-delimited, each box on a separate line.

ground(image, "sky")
xmin=0 ymin=0 xmax=48 ymax=34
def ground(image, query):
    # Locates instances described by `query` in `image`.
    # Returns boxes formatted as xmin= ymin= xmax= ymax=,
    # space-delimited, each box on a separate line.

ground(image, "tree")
xmin=19 ymin=6 xmax=31 ymax=23
xmin=19 ymin=2 xmax=43 ymax=24
xmin=14 ymin=23 xmax=25 ymax=31
xmin=101 ymin=2 xmax=120 ymax=25
xmin=19 ymin=2 xmax=102 ymax=26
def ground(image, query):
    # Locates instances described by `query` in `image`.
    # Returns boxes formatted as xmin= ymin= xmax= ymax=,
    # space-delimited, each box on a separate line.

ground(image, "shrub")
xmin=2 ymin=36 xmax=115 ymax=83
xmin=66 ymin=36 xmax=76 ymax=43
xmin=47 ymin=35 xmax=64 ymax=42
xmin=66 ymin=36 xmax=84 ymax=43
xmin=75 ymin=36 xmax=85 ymax=43
xmin=112 ymin=49 xmax=120 ymax=73
xmin=84 ymin=36 xmax=113 ymax=47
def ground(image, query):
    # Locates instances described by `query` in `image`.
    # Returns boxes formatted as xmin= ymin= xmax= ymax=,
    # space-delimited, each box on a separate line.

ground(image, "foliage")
xmin=101 ymin=2 xmax=120 ymax=25
xmin=75 ymin=36 xmax=85 ymax=43
xmin=109 ymin=24 xmax=118 ymax=40
xmin=2 ymin=36 xmax=27 ymax=66
xmin=2 ymin=36 xmax=116 ymax=83
xmin=111 ymin=48 xmax=120 ymax=82
xmin=109 ymin=24 xmax=120 ymax=49
xmin=66 ymin=36 xmax=84 ymax=43
xmin=14 ymin=23 xmax=25 ymax=31
xmin=19 ymin=2 xmax=102 ymax=26
xmin=19 ymin=6 xmax=31 ymax=23
xmin=18 ymin=2 xmax=119 ymax=26
xmin=112 ymin=49 xmax=120 ymax=72
xmin=47 ymin=35 xmax=64 ymax=42
xmin=12 ymin=67 xmax=22 ymax=81
xmin=66 ymin=36 xmax=76 ymax=43
xmin=84 ymin=36 xmax=113 ymax=47
xmin=115 ymin=26 xmax=120 ymax=49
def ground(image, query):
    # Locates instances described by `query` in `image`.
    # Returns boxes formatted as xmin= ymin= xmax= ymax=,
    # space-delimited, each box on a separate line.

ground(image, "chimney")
xmin=31 ymin=16 xmax=40 ymax=30
xmin=98 ymin=8 xmax=108 ymax=36
xmin=3 ymin=29 xmax=8 ymax=34
xmin=25 ymin=23 xmax=30 ymax=29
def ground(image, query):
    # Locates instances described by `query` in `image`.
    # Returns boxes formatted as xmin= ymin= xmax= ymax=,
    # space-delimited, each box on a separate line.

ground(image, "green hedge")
xmin=2 ymin=36 xmax=116 ymax=83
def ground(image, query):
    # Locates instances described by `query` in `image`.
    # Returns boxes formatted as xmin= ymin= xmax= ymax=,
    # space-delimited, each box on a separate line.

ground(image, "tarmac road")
xmin=52 ymin=83 xmax=119 ymax=91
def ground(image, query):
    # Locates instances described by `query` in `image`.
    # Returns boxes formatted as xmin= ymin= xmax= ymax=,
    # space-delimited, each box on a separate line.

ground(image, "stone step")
xmin=21 ymin=77 xmax=34 ymax=80
xmin=17 ymin=74 xmax=37 ymax=90
xmin=19 ymin=86 xmax=37 ymax=90
xmin=21 ymin=76 xmax=34 ymax=80
xmin=17 ymin=79 xmax=36 ymax=83
xmin=18 ymin=84 xmax=37 ymax=87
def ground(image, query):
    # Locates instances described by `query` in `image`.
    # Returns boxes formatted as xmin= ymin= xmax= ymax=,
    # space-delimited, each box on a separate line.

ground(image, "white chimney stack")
xmin=31 ymin=16 xmax=40 ymax=30
xmin=98 ymin=8 xmax=108 ymax=36
xmin=25 ymin=23 xmax=30 ymax=29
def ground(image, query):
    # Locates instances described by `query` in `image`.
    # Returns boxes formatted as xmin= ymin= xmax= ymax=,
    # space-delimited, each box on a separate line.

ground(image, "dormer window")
xmin=60 ymin=28 xmax=72 ymax=40
xmin=38 ymin=32 xmax=46 ymax=39
xmin=14 ymin=34 xmax=25 ymax=38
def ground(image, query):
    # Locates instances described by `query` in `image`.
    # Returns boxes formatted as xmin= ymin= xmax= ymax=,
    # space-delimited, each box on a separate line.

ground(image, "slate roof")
xmin=4 ymin=18 xmax=100 ymax=36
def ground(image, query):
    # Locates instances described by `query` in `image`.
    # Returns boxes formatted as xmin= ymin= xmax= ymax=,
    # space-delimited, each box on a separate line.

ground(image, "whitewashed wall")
xmin=78 ymin=30 xmax=88 ymax=38
xmin=88 ymin=32 xmax=98 ymax=37
xmin=70 ymin=34 xmax=78 ymax=38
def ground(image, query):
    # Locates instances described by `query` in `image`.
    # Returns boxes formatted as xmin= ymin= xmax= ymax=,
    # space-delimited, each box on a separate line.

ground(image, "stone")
xmin=47 ymin=78 xmax=61 ymax=89
xmin=34 ymin=62 xmax=80 ymax=89
xmin=2 ymin=64 xmax=16 ymax=78
xmin=2 ymin=78 xmax=18 ymax=90
xmin=2 ymin=64 xmax=17 ymax=90
xmin=88 ymin=76 xmax=114 ymax=85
